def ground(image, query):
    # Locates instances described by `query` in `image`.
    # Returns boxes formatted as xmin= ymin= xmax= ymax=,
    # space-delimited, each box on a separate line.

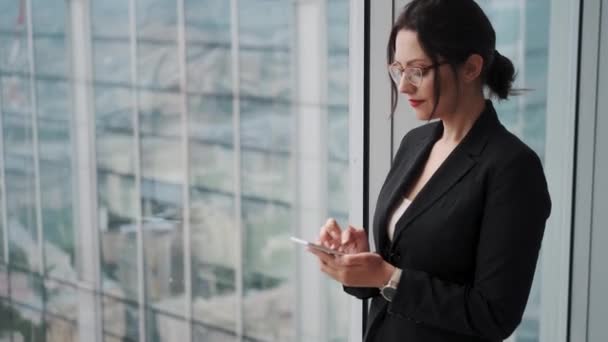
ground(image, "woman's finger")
xmin=338 ymin=228 xmax=354 ymax=252
xmin=326 ymin=218 xmax=342 ymax=237
xmin=319 ymin=218 xmax=342 ymax=248
xmin=341 ymin=226 xmax=356 ymax=244
xmin=319 ymin=229 xmax=339 ymax=248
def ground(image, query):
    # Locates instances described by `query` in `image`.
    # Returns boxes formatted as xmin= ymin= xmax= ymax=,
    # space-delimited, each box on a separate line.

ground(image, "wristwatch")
xmin=380 ymin=267 xmax=402 ymax=302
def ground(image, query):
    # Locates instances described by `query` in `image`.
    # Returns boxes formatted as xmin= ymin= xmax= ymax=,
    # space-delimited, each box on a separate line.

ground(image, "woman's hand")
xmin=339 ymin=225 xmax=369 ymax=254
xmin=307 ymin=249 xmax=395 ymax=288
xmin=317 ymin=218 xmax=343 ymax=250
xmin=317 ymin=218 xmax=370 ymax=254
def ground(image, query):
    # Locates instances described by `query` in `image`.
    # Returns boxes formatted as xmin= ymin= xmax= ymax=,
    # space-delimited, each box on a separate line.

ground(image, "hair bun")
xmin=486 ymin=50 xmax=516 ymax=100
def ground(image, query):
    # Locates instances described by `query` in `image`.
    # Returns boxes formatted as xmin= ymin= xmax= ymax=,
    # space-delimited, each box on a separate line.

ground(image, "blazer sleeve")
xmin=343 ymin=285 xmax=380 ymax=299
xmin=386 ymin=150 xmax=552 ymax=340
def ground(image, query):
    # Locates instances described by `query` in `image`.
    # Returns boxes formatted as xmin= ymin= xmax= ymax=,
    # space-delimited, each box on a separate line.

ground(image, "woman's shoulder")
xmin=478 ymin=124 xmax=548 ymax=192
xmin=485 ymin=123 xmax=543 ymax=168
xmin=397 ymin=120 xmax=441 ymax=149
xmin=483 ymin=124 xmax=551 ymax=216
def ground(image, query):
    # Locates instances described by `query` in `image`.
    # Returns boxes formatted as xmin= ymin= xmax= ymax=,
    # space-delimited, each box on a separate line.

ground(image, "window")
xmin=1 ymin=0 xmax=354 ymax=341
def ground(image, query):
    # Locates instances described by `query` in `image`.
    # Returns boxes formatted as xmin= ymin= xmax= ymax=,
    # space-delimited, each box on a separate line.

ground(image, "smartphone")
xmin=290 ymin=236 xmax=345 ymax=256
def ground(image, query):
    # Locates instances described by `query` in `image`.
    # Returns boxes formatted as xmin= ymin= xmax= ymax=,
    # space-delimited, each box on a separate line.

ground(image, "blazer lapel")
xmin=374 ymin=123 xmax=442 ymax=252
xmin=390 ymin=144 xmax=476 ymax=245
xmin=390 ymin=101 xmax=498 ymax=246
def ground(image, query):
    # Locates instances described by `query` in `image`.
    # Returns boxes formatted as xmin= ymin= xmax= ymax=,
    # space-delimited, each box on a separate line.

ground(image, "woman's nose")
xmin=398 ymin=77 xmax=416 ymax=95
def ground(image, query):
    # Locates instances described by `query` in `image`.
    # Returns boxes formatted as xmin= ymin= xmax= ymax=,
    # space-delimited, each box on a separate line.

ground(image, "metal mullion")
xmin=0 ymin=86 xmax=8 ymax=264
xmin=348 ymin=0 xmax=368 ymax=340
xmin=24 ymin=0 xmax=46 ymax=292
xmin=569 ymin=0 xmax=601 ymax=340
xmin=288 ymin=1 xmax=300 ymax=341
xmin=128 ymin=0 xmax=147 ymax=340
xmin=230 ymin=0 xmax=244 ymax=340
xmin=176 ymin=0 xmax=193 ymax=340
xmin=67 ymin=0 xmax=104 ymax=339
xmin=515 ymin=0 xmax=527 ymax=138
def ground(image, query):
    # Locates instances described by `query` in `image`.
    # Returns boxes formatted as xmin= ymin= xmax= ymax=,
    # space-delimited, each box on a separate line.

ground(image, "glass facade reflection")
xmin=1 ymin=0 xmax=350 ymax=341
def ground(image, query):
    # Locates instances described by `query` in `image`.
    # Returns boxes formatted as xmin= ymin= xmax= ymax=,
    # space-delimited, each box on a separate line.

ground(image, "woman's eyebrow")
xmin=393 ymin=58 xmax=429 ymax=67
xmin=405 ymin=58 xmax=428 ymax=66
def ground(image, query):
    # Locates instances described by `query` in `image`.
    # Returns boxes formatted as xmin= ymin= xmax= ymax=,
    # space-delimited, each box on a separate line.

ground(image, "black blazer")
xmin=344 ymin=101 xmax=551 ymax=342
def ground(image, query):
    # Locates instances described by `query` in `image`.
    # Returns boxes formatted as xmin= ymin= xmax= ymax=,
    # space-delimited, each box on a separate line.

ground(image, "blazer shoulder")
xmin=484 ymin=124 xmax=543 ymax=169
xmin=407 ymin=120 xmax=440 ymax=140
xmin=397 ymin=121 xmax=440 ymax=150
xmin=483 ymin=124 xmax=552 ymax=217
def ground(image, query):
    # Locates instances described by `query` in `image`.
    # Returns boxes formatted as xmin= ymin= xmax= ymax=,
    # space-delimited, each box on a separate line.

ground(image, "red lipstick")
xmin=409 ymin=99 xmax=425 ymax=108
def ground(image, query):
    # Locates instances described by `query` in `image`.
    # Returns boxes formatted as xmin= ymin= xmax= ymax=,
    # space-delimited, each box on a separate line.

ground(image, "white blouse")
xmin=387 ymin=196 xmax=412 ymax=241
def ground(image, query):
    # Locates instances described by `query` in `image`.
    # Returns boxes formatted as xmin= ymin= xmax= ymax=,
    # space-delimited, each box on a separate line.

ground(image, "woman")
xmin=308 ymin=1 xmax=552 ymax=341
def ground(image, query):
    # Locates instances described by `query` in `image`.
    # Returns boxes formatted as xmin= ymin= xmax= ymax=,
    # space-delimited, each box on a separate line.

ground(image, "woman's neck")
xmin=439 ymin=92 xmax=486 ymax=145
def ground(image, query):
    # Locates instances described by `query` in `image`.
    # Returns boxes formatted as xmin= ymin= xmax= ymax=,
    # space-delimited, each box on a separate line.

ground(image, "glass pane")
xmin=34 ymin=37 xmax=67 ymax=78
xmin=1 ymin=1 xmax=80 ymax=340
xmin=8 ymin=269 xmax=44 ymax=312
xmin=137 ymin=0 xmax=177 ymax=40
xmin=0 ymin=75 xmax=30 ymax=114
xmin=91 ymin=4 xmax=141 ymax=338
xmin=0 ymin=0 xmax=27 ymax=102
xmin=0 ymin=2 xmax=22 ymax=32
xmin=136 ymin=0 xmax=178 ymax=90
xmin=241 ymin=148 xmax=291 ymax=203
xmin=0 ymin=36 xmax=37 ymax=272
xmin=190 ymin=191 xmax=237 ymax=334
xmin=0 ymin=264 xmax=7 ymax=297
xmin=185 ymin=0 xmax=231 ymax=44
xmin=1 ymin=172 xmax=4 ymax=263
xmin=477 ymin=1 xmax=551 ymax=342
xmin=193 ymin=322 xmax=238 ymax=342
xmin=235 ymin=0 xmax=351 ymax=340
xmin=37 ymin=80 xmax=76 ymax=283
xmin=242 ymin=200 xmax=294 ymax=341
xmin=188 ymin=95 xmax=234 ymax=193
xmin=137 ymin=41 xmax=178 ymax=91
xmin=187 ymin=0 xmax=238 ymax=337
xmin=7 ymin=303 xmax=45 ymax=342
xmin=96 ymin=93 xmax=139 ymax=302
xmin=91 ymin=0 xmax=130 ymax=38
xmin=136 ymin=0 xmax=186 ymax=322
xmin=139 ymin=87 xmax=185 ymax=318
xmin=32 ymin=0 xmax=66 ymax=35
xmin=147 ymin=311 xmax=188 ymax=342
xmin=1 ymin=0 xmax=354 ymax=340
xmin=102 ymin=295 xmax=140 ymax=341
xmin=185 ymin=0 xmax=231 ymax=94
xmin=2 ymin=114 xmax=38 ymax=271
xmin=102 ymin=336 xmax=124 ymax=342
xmin=46 ymin=314 xmax=78 ymax=342
xmin=186 ymin=44 xmax=232 ymax=96
xmin=93 ymin=41 xmax=131 ymax=86
xmin=45 ymin=280 xmax=79 ymax=330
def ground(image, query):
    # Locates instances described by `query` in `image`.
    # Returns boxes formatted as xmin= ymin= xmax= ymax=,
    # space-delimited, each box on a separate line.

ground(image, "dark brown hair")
xmin=388 ymin=0 xmax=517 ymax=117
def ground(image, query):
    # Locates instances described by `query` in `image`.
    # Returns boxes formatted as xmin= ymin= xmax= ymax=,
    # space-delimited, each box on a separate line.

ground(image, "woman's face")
xmin=393 ymin=29 xmax=459 ymax=120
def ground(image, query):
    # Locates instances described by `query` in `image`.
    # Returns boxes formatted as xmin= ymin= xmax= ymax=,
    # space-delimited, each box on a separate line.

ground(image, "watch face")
xmin=381 ymin=286 xmax=397 ymax=301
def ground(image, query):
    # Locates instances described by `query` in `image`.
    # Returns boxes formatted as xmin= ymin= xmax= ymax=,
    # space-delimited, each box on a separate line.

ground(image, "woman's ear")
xmin=461 ymin=54 xmax=484 ymax=83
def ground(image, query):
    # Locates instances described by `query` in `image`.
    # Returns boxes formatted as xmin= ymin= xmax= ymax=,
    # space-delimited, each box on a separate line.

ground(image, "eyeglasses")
xmin=387 ymin=62 xmax=447 ymax=87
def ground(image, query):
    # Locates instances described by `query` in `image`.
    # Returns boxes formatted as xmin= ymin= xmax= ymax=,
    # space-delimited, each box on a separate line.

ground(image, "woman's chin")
xmin=414 ymin=108 xmax=433 ymax=121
